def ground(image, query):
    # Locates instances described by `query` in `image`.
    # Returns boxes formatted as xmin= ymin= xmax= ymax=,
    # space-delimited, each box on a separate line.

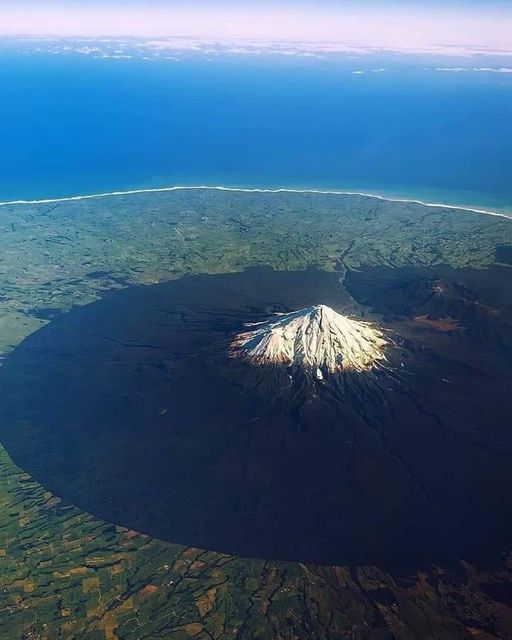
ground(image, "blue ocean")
xmin=0 ymin=50 xmax=511 ymax=211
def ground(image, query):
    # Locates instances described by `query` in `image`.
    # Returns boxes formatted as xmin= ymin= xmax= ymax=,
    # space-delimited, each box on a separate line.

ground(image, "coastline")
xmin=0 ymin=184 xmax=511 ymax=221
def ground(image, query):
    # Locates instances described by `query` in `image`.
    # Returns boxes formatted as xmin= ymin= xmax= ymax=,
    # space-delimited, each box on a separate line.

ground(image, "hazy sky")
xmin=1 ymin=1 xmax=511 ymax=51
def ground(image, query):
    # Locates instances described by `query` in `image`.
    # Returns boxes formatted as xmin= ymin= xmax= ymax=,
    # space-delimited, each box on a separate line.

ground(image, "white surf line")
xmin=0 ymin=184 xmax=510 ymax=220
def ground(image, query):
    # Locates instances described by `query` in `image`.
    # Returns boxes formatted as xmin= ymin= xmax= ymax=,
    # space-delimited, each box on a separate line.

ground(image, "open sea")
xmin=0 ymin=50 xmax=511 ymax=211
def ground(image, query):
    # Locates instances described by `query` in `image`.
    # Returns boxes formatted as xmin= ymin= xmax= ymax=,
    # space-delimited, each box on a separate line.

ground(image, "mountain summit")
xmin=230 ymin=304 xmax=388 ymax=376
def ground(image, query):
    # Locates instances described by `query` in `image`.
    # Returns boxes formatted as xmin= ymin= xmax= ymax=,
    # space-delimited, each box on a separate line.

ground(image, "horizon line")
xmin=1 ymin=5 xmax=511 ymax=50
xmin=0 ymin=184 xmax=510 ymax=220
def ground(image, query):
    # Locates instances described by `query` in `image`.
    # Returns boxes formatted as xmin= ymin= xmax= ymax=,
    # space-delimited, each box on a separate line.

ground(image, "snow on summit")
xmin=230 ymin=304 xmax=388 ymax=375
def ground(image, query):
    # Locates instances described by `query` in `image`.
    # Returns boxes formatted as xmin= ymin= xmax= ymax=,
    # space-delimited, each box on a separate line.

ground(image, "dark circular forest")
xmin=1 ymin=266 xmax=512 ymax=570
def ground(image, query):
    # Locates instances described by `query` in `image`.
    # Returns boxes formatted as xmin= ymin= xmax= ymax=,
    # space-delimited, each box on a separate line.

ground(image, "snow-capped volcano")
xmin=230 ymin=304 xmax=388 ymax=375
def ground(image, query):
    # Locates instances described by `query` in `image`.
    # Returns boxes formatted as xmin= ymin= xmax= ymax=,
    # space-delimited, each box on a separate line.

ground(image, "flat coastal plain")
xmin=1 ymin=188 xmax=512 ymax=640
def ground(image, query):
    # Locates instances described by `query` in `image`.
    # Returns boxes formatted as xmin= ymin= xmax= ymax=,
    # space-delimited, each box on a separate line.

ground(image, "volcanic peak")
xmin=231 ymin=304 xmax=388 ymax=375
